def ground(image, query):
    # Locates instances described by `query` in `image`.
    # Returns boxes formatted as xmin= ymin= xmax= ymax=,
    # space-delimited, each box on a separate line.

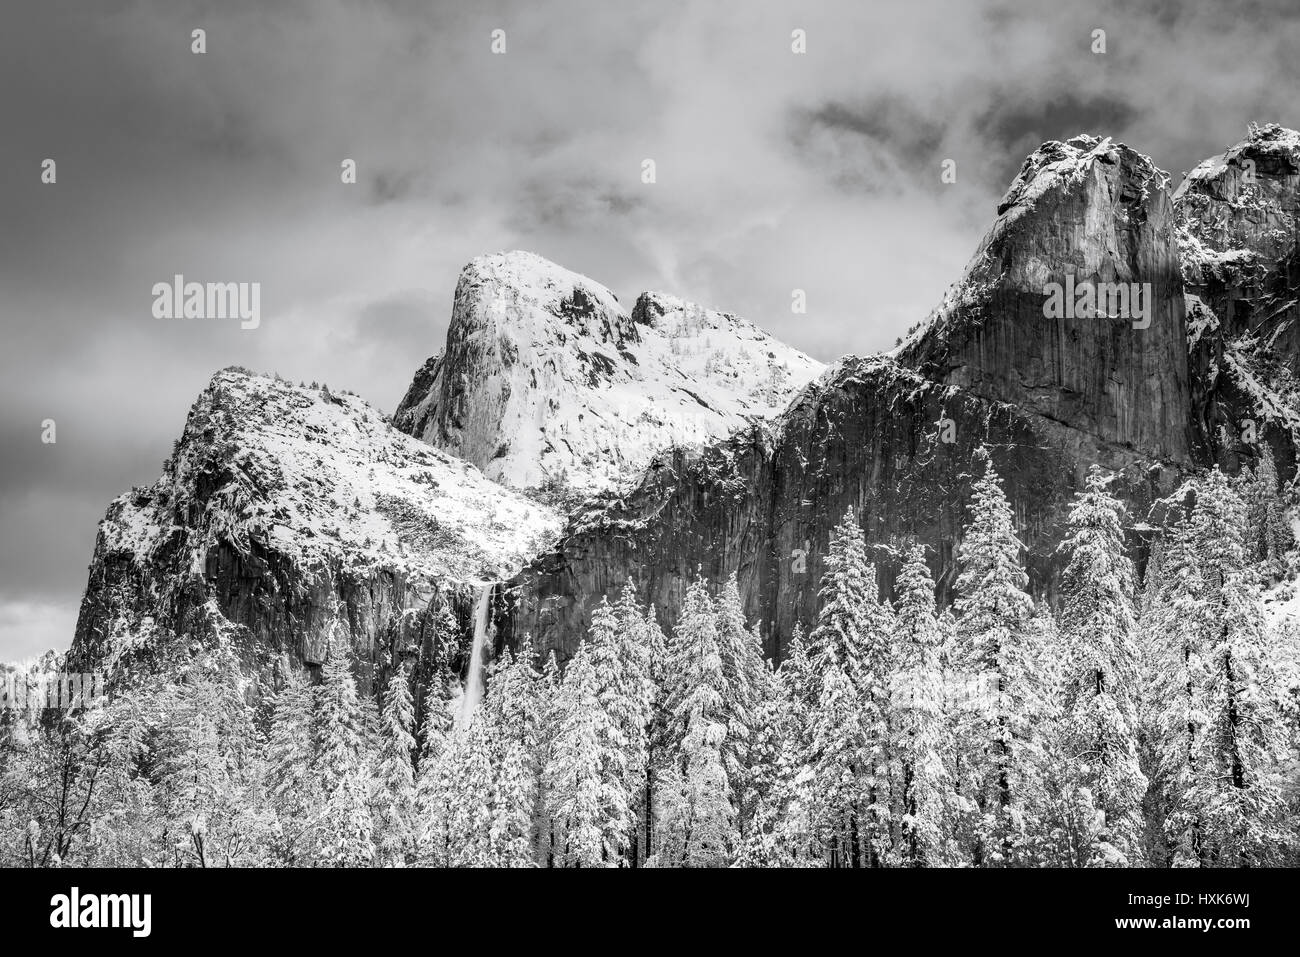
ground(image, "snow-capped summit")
xmin=394 ymin=251 xmax=824 ymax=497
xmin=1175 ymin=123 xmax=1300 ymax=283
xmin=899 ymin=134 xmax=1190 ymax=466
xmin=73 ymin=367 xmax=560 ymax=671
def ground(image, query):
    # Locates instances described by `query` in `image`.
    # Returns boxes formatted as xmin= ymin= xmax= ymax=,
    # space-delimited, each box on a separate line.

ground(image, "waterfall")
xmin=458 ymin=584 xmax=493 ymax=730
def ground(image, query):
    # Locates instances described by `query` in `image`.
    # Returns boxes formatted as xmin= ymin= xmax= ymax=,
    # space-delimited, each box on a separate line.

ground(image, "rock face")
xmin=501 ymin=355 xmax=1178 ymax=666
xmin=69 ymin=128 xmax=1300 ymax=685
xmin=70 ymin=369 xmax=559 ymax=692
xmin=901 ymin=135 xmax=1193 ymax=468
xmin=1175 ymin=124 xmax=1300 ymax=480
xmin=393 ymin=251 xmax=824 ymax=499
xmin=501 ymin=131 xmax=1300 ymax=665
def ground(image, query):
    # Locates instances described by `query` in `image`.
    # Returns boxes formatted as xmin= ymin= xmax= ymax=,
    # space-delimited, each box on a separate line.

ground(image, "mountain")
xmin=392 ymin=251 xmax=824 ymax=499
xmin=501 ymin=128 xmax=1300 ymax=665
xmin=71 ymin=369 xmax=559 ymax=688
xmin=900 ymin=135 xmax=1192 ymax=467
xmin=68 ymin=126 xmax=1300 ymax=685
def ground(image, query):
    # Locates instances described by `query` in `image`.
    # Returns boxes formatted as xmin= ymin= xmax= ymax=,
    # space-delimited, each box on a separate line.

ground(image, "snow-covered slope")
xmin=102 ymin=368 xmax=558 ymax=581
xmin=393 ymin=251 xmax=825 ymax=497
xmin=73 ymin=368 xmax=559 ymax=671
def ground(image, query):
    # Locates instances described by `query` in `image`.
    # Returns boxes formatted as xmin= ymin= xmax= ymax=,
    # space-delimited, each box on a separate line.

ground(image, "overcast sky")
xmin=3 ymin=0 xmax=1299 ymax=660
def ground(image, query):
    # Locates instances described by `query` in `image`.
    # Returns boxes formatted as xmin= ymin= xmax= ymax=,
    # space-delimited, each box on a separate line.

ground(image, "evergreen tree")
xmin=1056 ymin=467 xmax=1147 ymax=864
xmin=889 ymin=544 xmax=956 ymax=866
xmin=658 ymin=575 xmax=737 ymax=866
xmin=1183 ymin=469 xmax=1291 ymax=865
xmin=952 ymin=449 xmax=1037 ymax=865
xmin=372 ymin=662 xmax=417 ymax=866
xmin=543 ymin=643 xmax=627 ymax=866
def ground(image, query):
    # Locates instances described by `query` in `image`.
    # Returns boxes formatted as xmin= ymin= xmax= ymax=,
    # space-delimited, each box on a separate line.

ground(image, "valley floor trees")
xmin=2 ymin=454 xmax=1298 ymax=868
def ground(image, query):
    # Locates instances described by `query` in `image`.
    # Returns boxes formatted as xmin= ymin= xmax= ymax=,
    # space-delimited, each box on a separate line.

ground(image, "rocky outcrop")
xmin=1174 ymin=124 xmax=1300 ymax=479
xmin=69 ymin=129 xmax=1300 ymax=684
xmin=501 ymin=132 xmax=1300 ymax=665
xmin=501 ymin=355 xmax=1179 ymax=665
xmin=70 ymin=369 xmax=558 ymax=694
xmin=393 ymin=251 xmax=824 ymax=499
xmin=901 ymin=136 xmax=1193 ymax=467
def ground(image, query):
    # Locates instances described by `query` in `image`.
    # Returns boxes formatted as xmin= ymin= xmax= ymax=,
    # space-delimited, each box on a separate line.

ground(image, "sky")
xmin=3 ymin=0 xmax=1300 ymax=660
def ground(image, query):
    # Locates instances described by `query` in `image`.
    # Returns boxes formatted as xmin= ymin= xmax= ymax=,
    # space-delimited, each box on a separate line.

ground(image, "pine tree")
xmin=805 ymin=507 xmax=895 ymax=866
xmin=1182 ymin=469 xmax=1290 ymax=865
xmin=714 ymin=575 xmax=768 ymax=807
xmin=1243 ymin=445 xmax=1292 ymax=579
xmin=483 ymin=641 xmax=543 ymax=867
xmin=889 ymin=544 xmax=956 ymax=866
xmin=543 ymin=643 xmax=627 ymax=866
xmin=952 ymin=449 xmax=1037 ymax=865
xmin=372 ymin=662 xmax=417 ymax=866
xmin=1056 ymin=467 xmax=1147 ymax=864
xmin=658 ymin=575 xmax=737 ymax=866
xmin=585 ymin=596 xmax=644 ymax=864
xmin=312 ymin=644 xmax=374 ymax=865
xmin=266 ymin=673 xmax=320 ymax=866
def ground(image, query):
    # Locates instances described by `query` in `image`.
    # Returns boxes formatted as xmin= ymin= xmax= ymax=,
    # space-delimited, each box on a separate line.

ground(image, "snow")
xmin=97 ymin=368 xmax=561 ymax=587
xmin=398 ymin=251 xmax=825 ymax=497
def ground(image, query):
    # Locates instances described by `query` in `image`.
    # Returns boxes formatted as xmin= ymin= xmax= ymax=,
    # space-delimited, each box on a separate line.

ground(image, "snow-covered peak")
xmin=1175 ymin=123 xmax=1300 ymax=200
xmin=997 ymin=135 xmax=1167 ymax=218
xmin=1174 ymin=124 xmax=1300 ymax=281
xmin=100 ymin=367 xmax=561 ymax=586
xmin=900 ymin=135 xmax=1175 ymax=356
xmin=456 ymin=250 xmax=629 ymax=340
xmin=394 ymin=252 xmax=824 ymax=498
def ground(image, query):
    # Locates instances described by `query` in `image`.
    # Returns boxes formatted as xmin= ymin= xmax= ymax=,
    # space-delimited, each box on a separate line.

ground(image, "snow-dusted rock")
xmin=72 ymin=368 xmax=559 ymax=678
xmin=393 ymin=251 xmax=824 ymax=498
xmin=901 ymin=134 xmax=1192 ymax=466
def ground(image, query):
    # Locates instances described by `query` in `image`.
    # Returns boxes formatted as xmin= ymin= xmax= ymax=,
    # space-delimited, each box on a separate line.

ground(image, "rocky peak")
xmin=394 ymin=251 xmax=824 ymax=498
xmin=1176 ymin=123 xmax=1300 ymax=282
xmin=901 ymin=134 xmax=1191 ymax=467
xmin=72 ymin=367 xmax=558 ymax=677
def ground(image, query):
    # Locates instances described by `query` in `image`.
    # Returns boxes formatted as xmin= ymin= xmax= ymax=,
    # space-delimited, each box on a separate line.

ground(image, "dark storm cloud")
xmin=973 ymin=91 xmax=1140 ymax=182
xmin=4 ymin=0 xmax=1300 ymax=658
xmin=787 ymin=97 xmax=950 ymax=195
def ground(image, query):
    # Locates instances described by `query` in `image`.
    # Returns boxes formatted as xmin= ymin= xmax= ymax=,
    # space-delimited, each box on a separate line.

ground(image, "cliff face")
xmin=901 ymin=135 xmax=1193 ymax=468
xmin=392 ymin=251 xmax=824 ymax=499
xmin=70 ymin=369 xmax=558 ymax=693
xmin=1175 ymin=124 xmax=1300 ymax=479
xmin=70 ymin=128 xmax=1300 ymax=683
xmin=501 ymin=355 xmax=1178 ymax=665
xmin=499 ymin=131 xmax=1300 ymax=665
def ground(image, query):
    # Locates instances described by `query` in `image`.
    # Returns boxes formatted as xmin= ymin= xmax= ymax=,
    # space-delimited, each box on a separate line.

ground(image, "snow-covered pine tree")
xmin=805 ymin=507 xmax=896 ymax=865
xmin=952 ymin=448 xmax=1037 ymax=865
xmin=714 ymin=574 xmax=770 ymax=834
xmin=543 ymin=642 xmax=627 ymax=866
xmin=889 ymin=544 xmax=956 ymax=866
xmin=608 ymin=581 xmax=665 ymax=866
xmin=315 ymin=644 xmax=368 ymax=794
xmin=1141 ymin=499 xmax=1201 ymax=866
xmin=1055 ymin=466 xmax=1147 ymax=865
xmin=1182 ymin=468 xmax=1291 ymax=865
xmin=657 ymin=575 xmax=738 ymax=866
xmin=586 ymin=595 xmax=643 ymax=865
xmin=441 ymin=717 xmax=495 ymax=867
xmin=265 ymin=671 xmax=320 ymax=865
xmin=1242 ymin=444 xmax=1292 ymax=579
xmin=372 ymin=662 xmax=417 ymax=866
xmin=482 ymin=641 xmax=543 ymax=867
xmin=313 ymin=643 xmax=375 ymax=865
